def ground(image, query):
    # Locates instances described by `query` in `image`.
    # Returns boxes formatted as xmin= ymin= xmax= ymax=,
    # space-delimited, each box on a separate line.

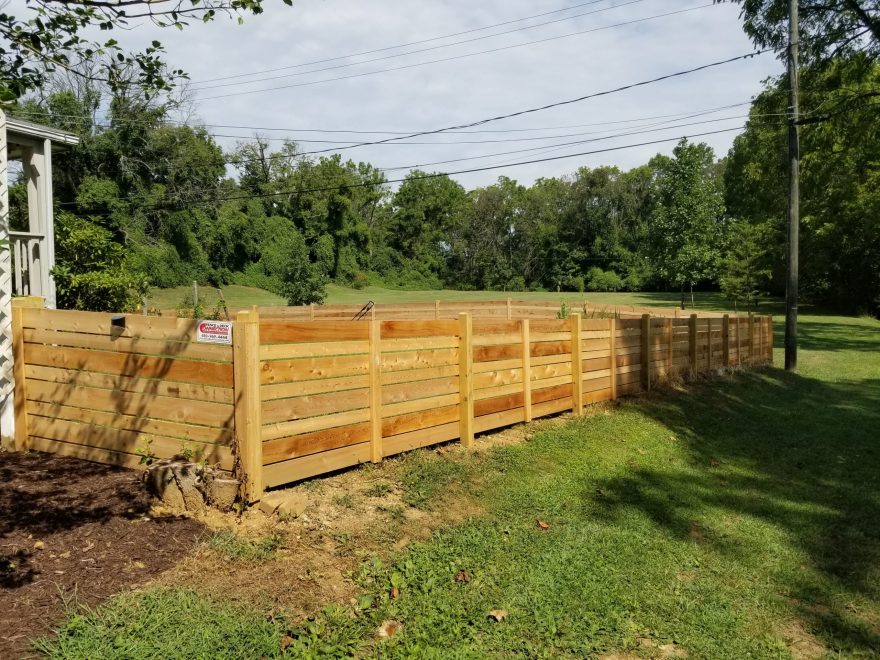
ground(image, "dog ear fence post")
xmin=458 ymin=313 xmax=474 ymax=448
xmin=233 ymin=308 xmax=264 ymax=502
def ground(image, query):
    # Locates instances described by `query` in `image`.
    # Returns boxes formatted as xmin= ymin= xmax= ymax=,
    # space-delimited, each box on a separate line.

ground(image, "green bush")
xmin=587 ymin=267 xmax=624 ymax=292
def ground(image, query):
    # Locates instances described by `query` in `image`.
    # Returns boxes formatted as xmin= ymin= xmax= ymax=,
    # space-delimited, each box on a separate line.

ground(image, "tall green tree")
xmin=649 ymin=139 xmax=726 ymax=307
xmin=719 ymin=221 xmax=773 ymax=312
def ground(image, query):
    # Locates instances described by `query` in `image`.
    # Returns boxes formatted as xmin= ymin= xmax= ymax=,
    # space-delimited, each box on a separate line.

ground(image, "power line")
xmin=223 ymin=49 xmax=771 ymax=165
xmin=194 ymin=0 xmax=624 ymax=84
xmin=197 ymin=4 xmax=718 ymax=100
xmin=191 ymin=0 xmax=651 ymax=91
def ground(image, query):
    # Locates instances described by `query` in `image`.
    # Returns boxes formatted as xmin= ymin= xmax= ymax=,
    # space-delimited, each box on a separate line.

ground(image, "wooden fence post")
xmin=722 ymin=314 xmax=730 ymax=367
xmin=767 ymin=316 xmax=773 ymax=363
xmin=309 ymin=303 xmax=315 ymax=321
xmin=609 ymin=318 xmax=617 ymax=400
xmin=748 ymin=313 xmax=755 ymax=365
xmin=707 ymin=318 xmax=713 ymax=371
xmin=369 ymin=319 xmax=382 ymax=463
xmin=689 ymin=314 xmax=698 ymax=376
xmin=736 ymin=315 xmax=742 ymax=366
xmin=506 ymin=297 xmax=512 ymax=321
xmin=641 ymin=314 xmax=651 ymax=391
xmin=233 ymin=308 xmax=264 ymax=501
xmin=522 ymin=319 xmax=532 ymax=422
xmin=571 ymin=313 xmax=583 ymax=414
xmin=434 ymin=300 xmax=440 ymax=320
xmin=458 ymin=313 xmax=474 ymax=448
xmin=10 ymin=297 xmax=43 ymax=451
xmin=666 ymin=318 xmax=673 ymax=380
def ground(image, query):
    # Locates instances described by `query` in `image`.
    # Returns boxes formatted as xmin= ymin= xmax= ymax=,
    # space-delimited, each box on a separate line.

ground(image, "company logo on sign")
xmin=197 ymin=320 xmax=233 ymax=345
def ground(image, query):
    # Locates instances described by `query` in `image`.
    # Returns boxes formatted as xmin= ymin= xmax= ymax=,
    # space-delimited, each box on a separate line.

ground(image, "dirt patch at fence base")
xmin=0 ymin=450 xmax=205 ymax=658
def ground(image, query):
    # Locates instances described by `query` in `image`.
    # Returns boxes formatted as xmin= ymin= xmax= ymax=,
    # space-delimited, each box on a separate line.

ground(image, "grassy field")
xmin=39 ymin=310 xmax=879 ymax=658
xmin=148 ymin=283 xmax=773 ymax=314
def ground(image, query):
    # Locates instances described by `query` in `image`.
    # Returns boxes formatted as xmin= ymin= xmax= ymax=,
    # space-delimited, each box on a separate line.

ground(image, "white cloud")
xmin=126 ymin=0 xmax=781 ymax=188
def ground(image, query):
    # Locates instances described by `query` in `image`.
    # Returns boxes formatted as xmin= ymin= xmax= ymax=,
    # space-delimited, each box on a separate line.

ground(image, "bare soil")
xmin=0 ymin=450 xmax=205 ymax=659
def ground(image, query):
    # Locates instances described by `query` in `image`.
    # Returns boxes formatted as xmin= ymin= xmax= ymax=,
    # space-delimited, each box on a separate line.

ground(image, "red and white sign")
xmin=197 ymin=320 xmax=233 ymax=345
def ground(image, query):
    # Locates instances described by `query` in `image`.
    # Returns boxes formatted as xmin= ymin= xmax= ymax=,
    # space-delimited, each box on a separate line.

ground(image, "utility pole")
xmin=785 ymin=0 xmax=800 ymax=371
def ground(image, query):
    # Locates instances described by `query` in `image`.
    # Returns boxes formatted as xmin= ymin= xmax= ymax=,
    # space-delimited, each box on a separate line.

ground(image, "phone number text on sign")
xmin=197 ymin=320 xmax=233 ymax=345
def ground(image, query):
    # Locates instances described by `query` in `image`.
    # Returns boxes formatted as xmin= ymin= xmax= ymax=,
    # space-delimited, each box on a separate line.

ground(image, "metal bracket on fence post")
xmin=233 ymin=307 xmax=264 ymax=502
xmin=458 ymin=313 xmax=474 ymax=448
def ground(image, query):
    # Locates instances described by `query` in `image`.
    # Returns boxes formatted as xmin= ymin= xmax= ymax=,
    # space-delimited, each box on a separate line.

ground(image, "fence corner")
xmin=233 ymin=308 xmax=264 ymax=502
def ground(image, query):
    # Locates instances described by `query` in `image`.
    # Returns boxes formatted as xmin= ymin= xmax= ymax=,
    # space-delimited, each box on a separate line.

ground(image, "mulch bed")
xmin=0 ymin=450 xmax=206 ymax=659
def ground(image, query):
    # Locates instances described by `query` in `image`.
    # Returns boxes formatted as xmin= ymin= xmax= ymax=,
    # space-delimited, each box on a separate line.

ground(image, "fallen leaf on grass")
xmin=487 ymin=609 xmax=508 ymax=622
xmin=33 ymin=540 xmax=45 ymax=550
xmin=595 ymin=488 xmax=606 ymax=498
xmin=536 ymin=520 xmax=550 ymax=530
xmin=454 ymin=570 xmax=470 ymax=583
xmin=378 ymin=620 xmax=403 ymax=638
xmin=280 ymin=635 xmax=294 ymax=649
xmin=390 ymin=586 xmax=399 ymax=599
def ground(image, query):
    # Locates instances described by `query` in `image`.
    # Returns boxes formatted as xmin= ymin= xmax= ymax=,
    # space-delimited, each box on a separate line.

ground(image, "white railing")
xmin=10 ymin=231 xmax=48 ymax=297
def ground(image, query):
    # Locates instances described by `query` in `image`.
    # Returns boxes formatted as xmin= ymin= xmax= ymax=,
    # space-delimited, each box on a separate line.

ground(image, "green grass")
xmin=39 ymin=311 xmax=880 ymax=658
xmin=150 ymin=282 xmax=781 ymax=314
xmin=206 ymin=530 xmax=284 ymax=561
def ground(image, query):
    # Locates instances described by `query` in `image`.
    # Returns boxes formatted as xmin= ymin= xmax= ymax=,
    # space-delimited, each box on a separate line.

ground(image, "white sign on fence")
xmin=196 ymin=320 xmax=233 ymax=345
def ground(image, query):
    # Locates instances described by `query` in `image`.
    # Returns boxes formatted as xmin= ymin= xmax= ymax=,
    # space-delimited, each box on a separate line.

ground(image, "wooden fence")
xmin=11 ymin=299 xmax=773 ymax=501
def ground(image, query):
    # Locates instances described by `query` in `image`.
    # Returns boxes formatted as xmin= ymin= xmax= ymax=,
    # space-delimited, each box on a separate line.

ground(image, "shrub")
xmin=587 ymin=267 xmax=624 ymax=292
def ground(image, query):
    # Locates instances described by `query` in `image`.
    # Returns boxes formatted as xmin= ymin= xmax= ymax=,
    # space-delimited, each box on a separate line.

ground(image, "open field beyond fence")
xmin=10 ymin=299 xmax=772 ymax=500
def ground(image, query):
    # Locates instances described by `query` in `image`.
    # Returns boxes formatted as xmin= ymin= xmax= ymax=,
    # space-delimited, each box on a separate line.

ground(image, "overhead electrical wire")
xmin=196 ymin=4 xmax=717 ymax=100
xmin=194 ymin=0 xmax=632 ymax=84
xmin=191 ymin=0 xmax=651 ymax=91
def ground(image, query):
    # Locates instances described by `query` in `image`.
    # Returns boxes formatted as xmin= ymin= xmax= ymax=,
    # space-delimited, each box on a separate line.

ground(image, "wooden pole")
xmin=666 ymin=317 xmax=673 ymax=380
xmin=785 ymin=0 xmax=800 ymax=371
xmin=233 ymin=308 xmax=264 ymax=501
xmin=689 ymin=314 xmax=698 ymax=377
xmin=571 ymin=313 xmax=583 ymax=414
xmin=641 ymin=314 xmax=651 ymax=391
xmin=435 ymin=299 xmax=440 ymax=320
xmin=736 ymin=315 xmax=742 ymax=366
xmin=522 ymin=319 xmax=532 ymax=422
xmin=458 ymin=313 xmax=474 ymax=448
xmin=722 ymin=314 xmax=730 ymax=367
xmin=506 ymin=297 xmax=512 ymax=321
xmin=609 ymin=318 xmax=617 ymax=400
xmin=368 ymin=319 xmax=382 ymax=463
xmin=309 ymin=303 xmax=315 ymax=321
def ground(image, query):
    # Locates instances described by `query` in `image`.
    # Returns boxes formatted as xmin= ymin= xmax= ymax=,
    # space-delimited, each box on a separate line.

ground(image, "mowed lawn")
xmin=148 ymin=283 xmax=746 ymax=314
xmin=40 ymin=311 xmax=880 ymax=658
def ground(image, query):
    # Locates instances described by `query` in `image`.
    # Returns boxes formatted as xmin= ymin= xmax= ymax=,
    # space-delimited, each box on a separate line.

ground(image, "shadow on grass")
xmin=593 ymin=368 xmax=880 ymax=652
xmin=792 ymin=319 xmax=880 ymax=353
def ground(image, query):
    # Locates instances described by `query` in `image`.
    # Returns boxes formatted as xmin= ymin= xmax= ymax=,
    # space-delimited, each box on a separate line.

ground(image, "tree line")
xmin=9 ymin=54 xmax=878 ymax=315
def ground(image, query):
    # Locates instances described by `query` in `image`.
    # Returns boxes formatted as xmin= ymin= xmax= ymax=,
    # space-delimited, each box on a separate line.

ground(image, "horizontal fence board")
xmin=26 ymin=379 xmax=233 ymax=428
xmin=532 ymin=383 xmax=572 ymax=405
xmin=260 ymin=321 xmax=368 ymax=343
xmin=28 ymin=436 xmax=145 ymax=471
xmin=381 ymin=336 xmax=458 ymax=351
xmin=382 ymin=404 xmax=459 ymax=438
xmin=474 ymin=381 xmax=525 ymax=401
xmin=474 ymin=407 xmax=524 ymax=434
xmin=474 ymin=367 xmax=524 ymax=390
xmin=25 ymin=364 xmax=234 ymax=404
xmin=382 ymin=422 xmax=460 ymax=457
xmin=263 ymin=443 xmax=371 ymax=487
xmin=532 ymin=397 xmax=572 ymax=418
xmin=260 ymin=354 xmax=368 ymax=384
xmin=262 ymin=422 xmax=370 ymax=465
xmin=382 ymin=377 xmax=459 ymax=405
xmin=25 ymin=344 xmax=233 ymax=387
xmin=380 ymin=364 xmax=459 ymax=385
xmin=259 ymin=340 xmax=369 ymax=360
xmin=262 ymin=388 xmax=370 ymax=425
xmin=474 ymin=392 xmax=524 ymax=418
xmin=262 ymin=374 xmax=369 ymax=400
xmin=380 ymin=320 xmax=459 ymax=339
xmin=23 ymin=328 xmax=232 ymax=362
xmin=262 ymin=408 xmax=370 ymax=441
xmin=21 ymin=308 xmax=202 ymax=342
xmin=27 ymin=415 xmax=232 ymax=469
xmin=381 ymin=348 xmax=459 ymax=372
xmin=383 ymin=393 xmax=460 ymax=418
xmin=26 ymin=400 xmax=232 ymax=446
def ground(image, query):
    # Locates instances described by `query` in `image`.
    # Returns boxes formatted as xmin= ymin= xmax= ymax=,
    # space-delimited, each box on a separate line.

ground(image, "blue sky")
xmin=130 ymin=0 xmax=783 ymax=188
